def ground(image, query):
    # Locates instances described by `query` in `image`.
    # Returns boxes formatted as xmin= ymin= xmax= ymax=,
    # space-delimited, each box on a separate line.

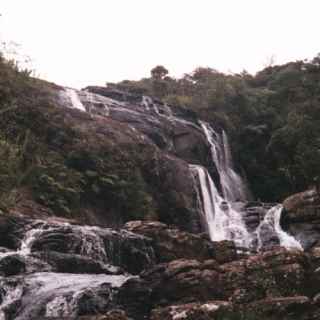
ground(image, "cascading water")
xmin=190 ymin=165 xmax=252 ymax=248
xmin=255 ymin=204 xmax=302 ymax=250
xmin=64 ymin=88 xmax=87 ymax=111
xmin=0 ymin=218 xmax=155 ymax=319
xmin=59 ymin=87 xmax=302 ymax=253
xmin=192 ymin=121 xmax=302 ymax=251
xmin=200 ymin=121 xmax=250 ymax=202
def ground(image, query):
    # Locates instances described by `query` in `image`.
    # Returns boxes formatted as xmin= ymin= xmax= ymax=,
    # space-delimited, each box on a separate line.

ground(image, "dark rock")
xmin=0 ymin=215 xmax=25 ymax=250
xmin=33 ymin=251 xmax=122 ymax=274
xmin=0 ymin=254 xmax=26 ymax=276
xmin=143 ymin=154 xmax=202 ymax=233
xmin=239 ymin=296 xmax=320 ymax=320
xmin=124 ymin=221 xmax=215 ymax=263
xmin=78 ymin=310 xmax=129 ymax=320
xmin=211 ymin=240 xmax=237 ymax=264
xmin=141 ymin=259 xmax=224 ymax=306
xmin=140 ymin=248 xmax=312 ymax=310
xmin=221 ymin=248 xmax=309 ymax=303
xmin=117 ymin=277 xmax=152 ymax=320
xmin=26 ymin=221 xmax=155 ymax=274
xmin=150 ymin=301 xmax=232 ymax=320
xmin=283 ymin=188 xmax=320 ymax=213
xmin=282 ymin=189 xmax=320 ymax=250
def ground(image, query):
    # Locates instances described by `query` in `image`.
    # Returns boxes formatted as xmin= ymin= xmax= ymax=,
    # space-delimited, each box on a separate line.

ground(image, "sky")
xmin=1 ymin=0 xmax=320 ymax=88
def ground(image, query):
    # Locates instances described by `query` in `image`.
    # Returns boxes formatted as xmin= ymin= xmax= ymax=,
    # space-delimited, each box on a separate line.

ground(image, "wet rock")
xmin=117 ymin=277 xmax=152 ymax=320
xmin=211 ymin=240 xmax=237 ymax=264
xmin=221 ymin=248 xmax=309 ymax=303
xmin=143 ymin=154 xmax=202 ymax=233
xmin=239 ymin=296 xmax=320 ymax=320
xmin=141 ymin=259 xmax=224 ymax=306
xmin=140 ymin=248 xmax=312 ymax=311
xmin=242 ymin=202 xmax=277 ymax=232
xmin=0 ymin=215 xmax=24 ymax=250
xmin=78 ymin=310 xmax=129 ymax=320
xmin=25 ymin=221 xmax=155 ymax=274
xmin=33 ymin=251 xmax=122 ymax=275
xmin=283 ymin=188 xmax=320 ymax=213
xmin=150 ymin=301 xmax=232 ymax=320
xmin=282 ymin=189 xmax=320 ymax=250
xmin=0 ymin=254 xmax=26 ymax=276
xmin=124 ymin=221 xmax=215 ymax=263
xmin=0 ymin=273 xmax=129 ymax=320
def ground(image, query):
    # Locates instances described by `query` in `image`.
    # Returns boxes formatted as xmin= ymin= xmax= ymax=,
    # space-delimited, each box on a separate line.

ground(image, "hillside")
xmin=110 ymin=58 xmax=320 ymax=201
xmin=1 ymin=54 xmax=320 ymax=319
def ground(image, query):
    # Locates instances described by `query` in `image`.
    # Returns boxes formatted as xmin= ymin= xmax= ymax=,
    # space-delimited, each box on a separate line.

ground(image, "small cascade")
xmin=255 ymin=205 xmax=303 ymax=250
xmin=190 ymin=165 xmax=252 ymax=248
xmin=0 ymin=217 xmax=155 ymax=319
xmin=0 ymin=281 xmax=24 ymax=320
xmin=76 ymin=226 xmax=108 ymax=262
xmin=83 ymin=90 xmax=110 ymax=116
xmin=64 ymin=88 xmax=86 ymax=111
xmin=200 ymin=121 xmax=249 ymax=202
xmin=0 ymin=273 xmax=129 ymax=320
xmin=19 ymin=221 xmax=48 ymax=255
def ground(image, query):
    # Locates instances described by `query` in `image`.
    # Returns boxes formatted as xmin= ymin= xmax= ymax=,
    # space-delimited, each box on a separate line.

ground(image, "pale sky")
xmin=1 ymin=0 xmax=319 ymax=88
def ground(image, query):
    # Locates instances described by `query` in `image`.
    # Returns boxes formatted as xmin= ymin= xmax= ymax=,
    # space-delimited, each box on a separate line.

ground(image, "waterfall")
xmin=0 ymin=273 xmax=129 ymax=320
xmin=191 ymin=164 xmax=302 ymax=250
xmin=0 ymin=218 xmax=155 ymax=319
xmin=255 ymin=205 xmax=302 ymax=250
xmin=190 ymin=165 xmax=252 ymax=248
xmin=192 ymin=121 xmax=302 ymax=251
xmin=64 ymin=88 xmax=86 ymax=111
xmin=200 ymin=121 xmax=249 ymax=202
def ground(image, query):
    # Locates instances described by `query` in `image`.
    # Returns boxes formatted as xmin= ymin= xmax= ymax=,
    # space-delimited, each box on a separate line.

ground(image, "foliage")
xmin=109 ymin=57 xmax=320 ymax=201
xmin=0 ymin=54 xmax=156 ymax=220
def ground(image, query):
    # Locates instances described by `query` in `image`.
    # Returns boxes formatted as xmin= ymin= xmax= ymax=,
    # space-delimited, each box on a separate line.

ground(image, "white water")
xmin=190 ymin=165 xmax=252 ymax=248
xmin=65 ymin=88 xmax=86 ymax=111
xmin=255 ymin=204 xmax=303 ymax=250
xmin=192 ymin=122 xmax=302 ymax=251
xmin=200 ymin=121 xmax=249 ymax=202
xmin=3 ymin=273 xmax=129 ymax=320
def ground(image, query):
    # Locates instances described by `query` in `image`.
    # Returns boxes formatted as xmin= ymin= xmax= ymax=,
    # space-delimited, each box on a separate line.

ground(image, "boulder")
xmin=141 ymin=259 xmax=224 ymax=306
xmin=282 ymin=189 xmax=320 ymax=250
xmin=0 ymin=254 xmax=26 ymax=276
xmin=78 ymin=310 xmax=129 ymax=320
xmin=124 ymin=221 xmax=215 ymax=263
xmin=283 ymin=188 xmax=320 ymax=213
xmin=150 ymin=301 xmax=232 ymax=320
xmin=239 ymin=296 xmax=320 ymax=320
xmin=220 ymin=248 xmax=309 ymax=303
xmin=140 ymin=248 xmax=311 ymax=309
xmin=116 ymin=277 xmax=152 ymax=320
xmin=33 ymin=251 xmax=122 ymax=275
xmin=0 ymin=215 xmax=24 ymax=250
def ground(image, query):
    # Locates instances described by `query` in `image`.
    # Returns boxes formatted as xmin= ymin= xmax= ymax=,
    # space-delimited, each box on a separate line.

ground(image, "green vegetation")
xmin=110 ymin=56 xmax=320 ymax=201
xmin=0 ymin=53 xmax=156 ymax=220
xmin=1 ymin=47 xmax=320 ymax=220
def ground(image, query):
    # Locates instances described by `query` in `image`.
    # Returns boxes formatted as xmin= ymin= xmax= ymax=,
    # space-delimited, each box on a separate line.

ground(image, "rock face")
xmin=283 ymin=188 xmax=320 ymax=212
xmin=124 ymin=221 xmax=237 ymax=264
xmin=54 ymin=85 xmax=255 ymax=235
xmin=1 ymin=214 xmax=320 ymax=319
xmin=282 ymin=188 xmax=320 ymax=250
xmin=150 ymin=301 xmax=232 ymax=320
xmin=0 ymin=214 xmax=156 ymax=275
xmin=2 ymin=82 xmax=320 ymax=319
xmin=141 ymin=248 xmax=310 ymax=306
xmin=124 ymin=221 xmax=215 ymax=263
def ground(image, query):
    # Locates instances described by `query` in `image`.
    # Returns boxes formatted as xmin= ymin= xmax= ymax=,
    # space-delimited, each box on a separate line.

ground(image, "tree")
xmin=151 ymin=65 xmax=168 ymax=80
